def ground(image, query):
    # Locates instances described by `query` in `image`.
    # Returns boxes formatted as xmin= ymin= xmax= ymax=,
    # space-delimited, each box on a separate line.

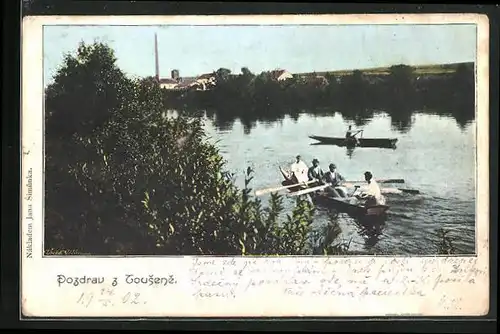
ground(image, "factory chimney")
xmin=154 ymin=33 xmax=160 ymax=81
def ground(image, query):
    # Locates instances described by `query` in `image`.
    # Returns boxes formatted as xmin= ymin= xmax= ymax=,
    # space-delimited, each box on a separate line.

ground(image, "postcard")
xmin=21 ymin=14 xmax=490 ymax=317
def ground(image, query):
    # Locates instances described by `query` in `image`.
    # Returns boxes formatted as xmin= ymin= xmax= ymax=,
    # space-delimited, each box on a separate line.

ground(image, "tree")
xmin=241 ymin=67 xmax=253 ymax=77
xmin=45 ymin=42 xmax=130 ymax=140
xmin=214 ymin=68 xmax=232 ymax=84
xmin=386 ymin=65 xmax=416 ymax=104
xmin=324 ymin=72 xmax=339 ymax=103
xmin=45 ymin=41 xmax=133 ymax=252
xmin=451 ymin=63 xmax=474 ymax=102
xmin=449 ymin=63 xmax=475 ymax=127
xmin=338 ymin=70 xmax=369 ymax=109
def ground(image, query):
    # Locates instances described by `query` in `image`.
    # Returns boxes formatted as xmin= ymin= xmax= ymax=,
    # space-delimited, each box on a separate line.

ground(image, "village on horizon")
xmin=151 ymin=33 xmax=474 ymax=93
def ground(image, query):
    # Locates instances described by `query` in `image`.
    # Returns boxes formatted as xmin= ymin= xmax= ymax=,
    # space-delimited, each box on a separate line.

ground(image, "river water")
xmin=200 ymin=111 xmax=476 ymax=256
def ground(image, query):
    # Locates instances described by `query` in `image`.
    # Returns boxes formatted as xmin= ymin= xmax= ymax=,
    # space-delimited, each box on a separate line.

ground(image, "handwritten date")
xmin=76 ymin=288 xmax=146 ymax=308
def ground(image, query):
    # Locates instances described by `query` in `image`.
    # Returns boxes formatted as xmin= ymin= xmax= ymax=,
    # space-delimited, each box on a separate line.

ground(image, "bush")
xmin=44 ymin=42 xmax=318 ymax=256
xmin=435 ymin=228 xmax=458 ymax=255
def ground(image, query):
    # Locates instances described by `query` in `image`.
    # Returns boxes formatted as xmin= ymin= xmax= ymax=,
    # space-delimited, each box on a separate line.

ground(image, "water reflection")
xmin=241 ymin=118 xmax=255 ymax=135
xmin=214 ymin=118 xmax=235 ymax=132
xmin=346 ymin=147 xmax=355 ymax=159
xmin=339 ymin=107 xmax=375 ymax=128
xmin=202 ymin=107 xmax=474 ymax=136
xmin=388 ymin=111 xmax=414 ymax=133
xmin=354 ymin=217 xmax=387 ymax=250
xmin=290 ymin=112 xmax=300 ymax=122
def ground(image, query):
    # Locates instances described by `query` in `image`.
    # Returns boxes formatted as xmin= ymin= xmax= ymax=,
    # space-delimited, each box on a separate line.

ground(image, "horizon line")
xmin=153 ymin=60 xmax=474 ymax=80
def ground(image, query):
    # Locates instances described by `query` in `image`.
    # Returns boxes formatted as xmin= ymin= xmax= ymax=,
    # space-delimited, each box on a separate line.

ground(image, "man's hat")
xmin=364 ymin=171 xmax=373 ymax=178
xmin=330 ymin=163 xmax=337 ymax=169
xmin=312 ymin=158 xmax=319 ymax=163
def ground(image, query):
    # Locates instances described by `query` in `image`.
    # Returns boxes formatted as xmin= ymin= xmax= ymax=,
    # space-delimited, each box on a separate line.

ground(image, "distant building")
xmin=159 ymin=78 xmax=179 ymax=90
xmin=270 ymin=69 xmax=293 ymax=81
xmin=174 ymin=77 xmax=198 ymax=91
xmin=170 ymin=72 xmax=218 ymax=91
xmin=153 ymin=35 xmax=185 ymax=91
xmin=152 ymin=34 xmax=233 ymax=92
xmin=154 ymin=34 xmax=176 ymax=90
xmin=194 ymin=73 xmax=217 ymax=91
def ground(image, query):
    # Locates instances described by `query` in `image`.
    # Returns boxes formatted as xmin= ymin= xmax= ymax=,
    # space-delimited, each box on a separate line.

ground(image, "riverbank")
xmin=162 ymin=62 xmax=475 ymax=131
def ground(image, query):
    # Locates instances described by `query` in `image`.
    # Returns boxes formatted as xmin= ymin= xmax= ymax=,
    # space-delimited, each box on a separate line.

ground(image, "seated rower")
xmin=345 ymin=125 xmax=353 ymax=139
xmin=345 ymin=125 xmax=361 ymax=146
xmin=290 ymin=155 xmax=309 ymax=183
xmin=308 ymin=158 xmax=324 ymax=183
xmin=354 ymin=171 xmax=386 ymax=206
xmin=323 ymin=163 xmax=348 ymax=198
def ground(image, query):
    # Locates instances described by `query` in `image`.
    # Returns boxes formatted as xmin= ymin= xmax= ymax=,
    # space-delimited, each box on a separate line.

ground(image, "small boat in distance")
xmin=309 ymin=135 xmax=398 ymax=149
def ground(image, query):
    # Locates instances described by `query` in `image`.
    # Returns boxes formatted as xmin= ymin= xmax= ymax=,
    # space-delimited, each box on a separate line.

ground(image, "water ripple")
xmin=204 ymin=112 xmax=477 ymax=255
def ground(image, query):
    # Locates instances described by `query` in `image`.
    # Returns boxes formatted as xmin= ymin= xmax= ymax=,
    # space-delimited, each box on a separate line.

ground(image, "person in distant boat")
xmin=323 ymin=163 xmax=347 ymax=197
xmin=290 ymin=155 xmax=309 ymax=183
xmin=345 ymin=125 xmax=361 ymax=146
xmin=308 ymin=158 xmax=324 ymax=182
xmin=345 ymin=125 xmax=354 ymax=139
xmin=355 ymin=171 xmax=386 ymax=206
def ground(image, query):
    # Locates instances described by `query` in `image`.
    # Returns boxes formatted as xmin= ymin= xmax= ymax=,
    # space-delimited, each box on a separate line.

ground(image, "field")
xmin=296 ymin=62 xmax=473 ymax=77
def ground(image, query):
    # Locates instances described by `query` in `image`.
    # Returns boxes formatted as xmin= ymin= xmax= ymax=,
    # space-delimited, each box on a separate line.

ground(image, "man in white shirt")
xmin=290 ymin=155 xmax=309 ymax=183
xmin=355 ymin=171 xmax=386 ymax=205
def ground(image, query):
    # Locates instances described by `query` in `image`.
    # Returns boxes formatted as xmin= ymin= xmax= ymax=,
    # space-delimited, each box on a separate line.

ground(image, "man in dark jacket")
xmin=308 ymin=158 xmax=324 ymax=181
xmin=324 ymin=163 xmax=347 ymax=197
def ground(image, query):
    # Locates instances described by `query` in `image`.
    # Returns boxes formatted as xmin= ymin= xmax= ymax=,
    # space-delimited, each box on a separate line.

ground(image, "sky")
xmin=43 ymin=24 xmax=476 ymax=86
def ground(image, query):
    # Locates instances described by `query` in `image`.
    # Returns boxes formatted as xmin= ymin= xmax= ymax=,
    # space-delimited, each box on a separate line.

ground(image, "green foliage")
xmin=164 ymin=62 xmax=475 ymax=131
xmin=213 ymin=68 xmax=232 ymax=85
xmin=384 ymin=64 xmax=416 ymax=106
xmin=45 ymin=42 xmax=131 ymax=139
xmin=212 ymin=169 xmax=317 ymax=256
xmin=311 ymin=212 xmax=352 ymax=256
xmin=241 ymin=67 xmax=253 ymax=77
xmin=44 ymin=42 xmax=318 ymax=256
xmin=435 ymin=228 xmax=457 ymax=255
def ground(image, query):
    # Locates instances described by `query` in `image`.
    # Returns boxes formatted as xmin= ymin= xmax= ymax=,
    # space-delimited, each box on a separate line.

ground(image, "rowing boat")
xmin=279 ymin=167 xmax=389 ymax=218
xmin=309 ymin=135 xmax=398 ymax=149
xmin=279 ymin=166 xmax=320 ymax=192
xmin=311 ymin=193 xmax=389 ymax=217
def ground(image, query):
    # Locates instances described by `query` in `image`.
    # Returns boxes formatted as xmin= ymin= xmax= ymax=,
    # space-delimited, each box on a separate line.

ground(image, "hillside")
xmin=296 ymin=62 xmax=474 ymax=77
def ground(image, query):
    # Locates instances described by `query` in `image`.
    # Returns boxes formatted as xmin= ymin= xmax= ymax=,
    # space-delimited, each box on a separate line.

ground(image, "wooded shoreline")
xmin=162 ymin=62 xmax=475 ymax=131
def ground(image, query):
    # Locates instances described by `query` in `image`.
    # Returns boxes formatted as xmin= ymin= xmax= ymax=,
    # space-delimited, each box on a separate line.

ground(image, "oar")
xmin=352 ymin=129 xmax=364 ymax=138
xmin=288 ymin=183 xmax=332 ymax=197
xmin=255 ymin=179 xmax=317 ymax=196
xmin=345 ymin=178 xmax=405 ymax=184
xmin=381 ymin=187 xmax=420 ymax=195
